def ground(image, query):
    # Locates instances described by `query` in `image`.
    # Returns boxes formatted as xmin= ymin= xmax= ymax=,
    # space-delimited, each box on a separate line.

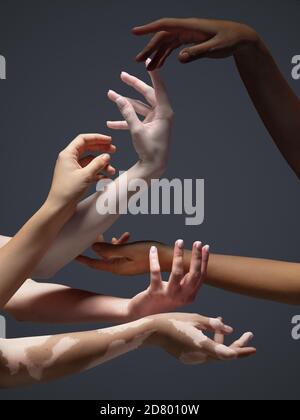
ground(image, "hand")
xmin=107 ymin=61 xmax=174 ymax=174
xmin=133 ymin=18 xmax=259 ymax=70
xmin=152 ymin=313 xmax=256 ymax=363
xmin=127 ymin=241 xmax=209 ymax=319
xmin=48 ymin=134 xmax=116 ymax=209
xmin=76 ymin=240 xmax=165 ymax=275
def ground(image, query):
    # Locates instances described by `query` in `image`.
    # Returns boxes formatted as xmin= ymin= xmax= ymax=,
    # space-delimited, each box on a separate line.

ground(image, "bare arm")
xmin=0 ymin=313 xmax=255 ymax=389
xmin=133 ymin=17 xmax=300 ymax=178
xmin=234 ymin=40 xmax=300 ymax=179
xmin=78 ymin=241 xmax=300 ymax=305
xmin=0 ymin=134 xmax=114 ymax=310
xmin=5 ymin=241 xmax=210 ymax=324
xmin=4 ymin=280 xmax=130 ymax=324
xmin=0 ymin=202 xmax=71 ymax=310
xmin=33 ymin=65 xmax=173 ymax=279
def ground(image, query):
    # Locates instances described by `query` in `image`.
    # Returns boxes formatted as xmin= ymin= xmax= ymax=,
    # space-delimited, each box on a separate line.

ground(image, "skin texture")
xmin=77 ymin=241 xmax=300 ymax=305
xmin=4 ymin=239 xmax=210 ymax=324
xmin=0 ymin=134 xmax=114 ymax=309
xmin=31 ymin=63 xmax=173 ymax=279
xmin=0 ymin=313 xmax=255 ymax=389
xmin=133 ymin=17 xmax=300 ymax=179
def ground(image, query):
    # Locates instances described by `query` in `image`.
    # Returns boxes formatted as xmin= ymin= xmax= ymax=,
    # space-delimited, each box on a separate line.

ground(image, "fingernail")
xmin=102 ymin=154 xmax=110 ymax=161
xmin=116 ymin=97 xmax=126 ymax=106
xmin=151 ymin=246 xmax=157 ymax=254
xmin=195 ymin=241 xmax=202 ymax=250
xmin=204 ymin=245 xmax=210 ymax=252
xmin=224 ymin=325 xmax=234 ymax=334
xmin=107 ymin=90 xmax=115 ymax=97
xmin=177 ymin=239 xmax=184 ymax=249
xmin=181 ymin=52 xmax=189 ymax=60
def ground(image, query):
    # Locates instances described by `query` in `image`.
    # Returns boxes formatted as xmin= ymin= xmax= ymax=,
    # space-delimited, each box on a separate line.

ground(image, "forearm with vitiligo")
xmin=0 ymin=314 xmax=255 ymax=388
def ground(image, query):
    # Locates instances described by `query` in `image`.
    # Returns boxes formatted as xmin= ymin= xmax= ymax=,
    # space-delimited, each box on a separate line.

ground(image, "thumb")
xmin=179 ymin=37 xmax=221 ymax=63
xmin=76 ymin=255 xmax=115 ymax=272
xmin=92 ymin=242 xmax=122 ymax=259
xmin=84 ymin=154 xmax=111 ymax=178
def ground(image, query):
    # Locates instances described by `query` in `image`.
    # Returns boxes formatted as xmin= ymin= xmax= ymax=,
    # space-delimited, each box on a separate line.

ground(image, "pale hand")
xmin=107 ymin=60 xmax=174 ymax=173
xmin=127 ymin=241 xmax=209 ymax=319
xmin=153 ymin=313 xmax=256 ymax=363
xmin=48 ymin=134 xmax=116 ymax=209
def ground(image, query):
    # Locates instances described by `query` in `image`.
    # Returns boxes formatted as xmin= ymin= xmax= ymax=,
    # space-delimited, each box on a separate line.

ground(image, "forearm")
xmin=234 ymin=38 xmax=300 ymax=178
xmin=161 ymin=246 xmax=300 ymax=305
xmin=4 ymin=280 xmax=131 ymax=325
xmin=33 ymin=161 xmax=166 ymax=279
xmin=0 ymin=201 xmax=72 ymax=309
xmin=0 ymin=317 xmax=156 ymax=388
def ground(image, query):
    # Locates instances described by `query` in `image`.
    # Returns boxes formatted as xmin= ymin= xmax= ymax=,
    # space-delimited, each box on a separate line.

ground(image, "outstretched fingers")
xmin=179 ymin=36 xmax=221 ymax=63
xmin=149 ymin=246 xmax=163 ymax=291
xmin=229 ymin=332 xmax=256 ymax=358
xmin=132 ymin=18 xmax=196 ymax=36
xmin=146 ymin=60 xmax=172 ymax=109
xmin=120 ymin=72 xmax=156 ymax=107
xmin=168 ymin=240 xmax=185 ymax=290
xmin=136 ymin=31 xmax=171 ymax=62
xmin=108 ymin=89 xmax=151 ymax=117
xmin=115 ymin=97 xmax=142 ymax=132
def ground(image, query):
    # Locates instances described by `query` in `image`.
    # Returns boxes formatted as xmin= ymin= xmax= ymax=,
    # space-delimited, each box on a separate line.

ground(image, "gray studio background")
xmin=0 ymin=0 xmax=300 ymax=400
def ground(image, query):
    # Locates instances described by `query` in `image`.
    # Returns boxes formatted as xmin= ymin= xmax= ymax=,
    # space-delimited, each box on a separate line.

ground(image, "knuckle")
xmin=159 ymin=17 xmax=170 ymax=25
xmin=131 ymin=126 xmax=142 ymax=137
xmin=76 ymin=134 xmax=85 ymax=141
xmin=172 ymin=268 xmax=183 ymax=277
xmin=58 ymin=150 xmax=67 ymax=160
xmin=151 ymin=269 xmax=161 ymax=277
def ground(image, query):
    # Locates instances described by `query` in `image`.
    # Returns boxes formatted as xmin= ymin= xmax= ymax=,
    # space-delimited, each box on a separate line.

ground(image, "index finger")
xmin=147 ymin=59 xmax=171 ymax=107
xmin=133 ymin=18 xmax=194 ymax=35
xmin=65 ymin=134 xmax=112 ymax=156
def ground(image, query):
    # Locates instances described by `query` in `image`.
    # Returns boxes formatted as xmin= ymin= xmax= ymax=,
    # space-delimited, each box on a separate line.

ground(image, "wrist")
xmin=144 ymin=314 xmax=170 ymax=349
xmin=43 ymin=196 xmax=76 ymax=223
xmin=136 ymin=158 xmax=167 ymax=179
xmin=122 ymin=300 xmax=137 ymax=323
xmin=234 ymin=30 xmax=265 ymax=59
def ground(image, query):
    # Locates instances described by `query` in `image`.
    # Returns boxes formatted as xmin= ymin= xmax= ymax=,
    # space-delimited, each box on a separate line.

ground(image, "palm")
xmin=107 ymin=63 xmax=173 ymax=166
xmin=129 ymin=282 xmax=179 ymax=318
